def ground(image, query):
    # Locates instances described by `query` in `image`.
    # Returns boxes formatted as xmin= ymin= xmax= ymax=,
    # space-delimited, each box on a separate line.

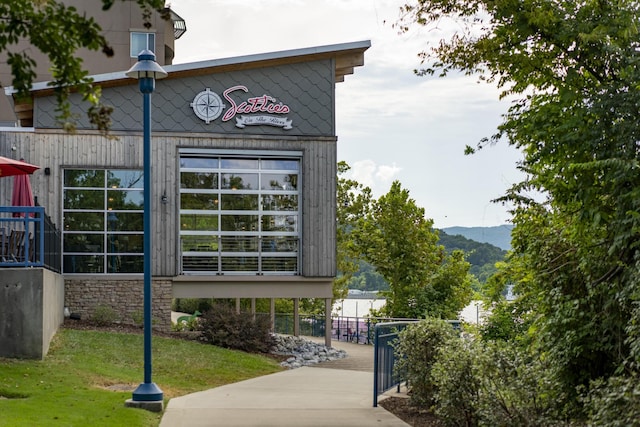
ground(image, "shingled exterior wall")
xmin=64 ymin=279 xmax=172 ymax=332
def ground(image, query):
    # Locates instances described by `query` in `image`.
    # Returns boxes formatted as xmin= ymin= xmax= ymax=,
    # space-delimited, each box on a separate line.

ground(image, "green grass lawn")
xmin=0 ymin=328 xmax=283 ymax=426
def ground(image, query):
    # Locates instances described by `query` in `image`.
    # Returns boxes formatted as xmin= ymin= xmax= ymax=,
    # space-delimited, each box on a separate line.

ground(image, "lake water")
xmin=333 ymin=298 xmax=487 ymax=324
xmin=332 ymin=298 xmax=386 ymax=318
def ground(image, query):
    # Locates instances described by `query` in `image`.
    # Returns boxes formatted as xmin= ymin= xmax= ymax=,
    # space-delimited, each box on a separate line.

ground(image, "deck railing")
xmin=0 ymin=206 xmax=61 ymax=272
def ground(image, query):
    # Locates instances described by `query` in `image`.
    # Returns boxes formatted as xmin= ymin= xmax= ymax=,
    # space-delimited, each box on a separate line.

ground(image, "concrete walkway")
xmin=159 ymin=338 xmax=409 ymax=427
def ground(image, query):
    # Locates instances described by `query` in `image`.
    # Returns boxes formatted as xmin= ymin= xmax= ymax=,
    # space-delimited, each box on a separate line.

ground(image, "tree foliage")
xmin=1 ymin=0 xmax=166 ymax=132
xmin=357 ymin=180 xmax=472 ymax=319
xmin=335 ymin=161 xmax=372 ymax=300
xmin=397 ymin=0 xmax=640 ymax=419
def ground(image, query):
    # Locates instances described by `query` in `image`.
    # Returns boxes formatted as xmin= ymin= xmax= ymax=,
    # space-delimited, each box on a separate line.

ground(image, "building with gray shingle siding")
xmin=1 ymin=39 xmax=370 ymax=345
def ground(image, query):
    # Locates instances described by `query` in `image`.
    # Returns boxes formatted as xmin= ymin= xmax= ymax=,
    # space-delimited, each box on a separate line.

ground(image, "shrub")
xmin=172 ymin=298 xmax=215 ymax=314
xmin=479 ymin=300 xmax=527 ymax=342
xmin=130 ymin=309 xmax=144 ymax=327
xmin=583 ymin=375 xmax=640 ymax=427
xmin=394 ymin=318 xmax=458 ymax=407
xmin=431 ymin=337 xmax=480 ymax=426
xmin=198 ymin=303 xmax=274 ymax=353
xmin=91 ymin=304 xmax=117 ymax=326
xmin=473 ymin=341 xmax=560 ymax=426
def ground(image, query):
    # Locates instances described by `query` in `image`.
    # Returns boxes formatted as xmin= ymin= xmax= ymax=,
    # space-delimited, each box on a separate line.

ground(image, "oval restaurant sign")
xmin=190 ymin=85 xmax=293 ymax=130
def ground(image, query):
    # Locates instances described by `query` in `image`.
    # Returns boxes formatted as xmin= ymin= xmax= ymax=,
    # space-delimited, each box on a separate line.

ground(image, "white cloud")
xmin=376 ymin=163 xmax=401 ymax=182
xmin=349 ymin=159 xmax=401 ymax=197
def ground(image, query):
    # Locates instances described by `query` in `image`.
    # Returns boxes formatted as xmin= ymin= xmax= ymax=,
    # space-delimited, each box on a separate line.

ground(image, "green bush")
xmin=398 ymin=323 xmax=566 ymax=427
xmin=479 ymin=300 xmax=527 ymax=342
xmin=172 ymin=298 xmax=215 ymax=314
xmin=473 ymin=342 xmax=560 ymax=426
xmin=583 ymin=375 xmax=640 ymax=427
xmin=198 ymin=303 xmax=274 ymax=353
xmin=431 ymin=337 xmax=479 ymax=426
xmin=90 ymin=304 xmax=117 ymax=326
xmin=394 ymin=318 xmax=458 ymax=407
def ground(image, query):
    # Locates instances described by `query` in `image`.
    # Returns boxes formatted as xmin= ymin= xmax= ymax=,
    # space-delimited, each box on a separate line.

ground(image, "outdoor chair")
xmin=7 ymin=229 xmax=25 ymax=262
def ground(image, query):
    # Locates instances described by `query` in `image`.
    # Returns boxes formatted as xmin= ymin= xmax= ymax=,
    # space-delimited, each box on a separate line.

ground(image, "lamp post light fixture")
xmin=124 ymin=50 xmax=167 ymax=411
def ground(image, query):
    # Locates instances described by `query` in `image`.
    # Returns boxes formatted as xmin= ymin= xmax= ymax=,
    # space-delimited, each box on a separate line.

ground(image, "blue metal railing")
xmin=372 ymin=319 xmax=462 ymax=407
xmin=268 ymin=313 xmax=425 ymax=345
xmin=373 ymin=321 xmax=415 ymax=407
xmin=0 ymin=206 xmax=61 ymax=272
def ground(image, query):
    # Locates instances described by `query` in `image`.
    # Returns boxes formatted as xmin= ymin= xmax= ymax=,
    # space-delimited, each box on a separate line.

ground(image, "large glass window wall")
xmin=63 ymin=169 xmax=144 ymax=274
xmin=180 ymin=153 xmax=301 ymax=275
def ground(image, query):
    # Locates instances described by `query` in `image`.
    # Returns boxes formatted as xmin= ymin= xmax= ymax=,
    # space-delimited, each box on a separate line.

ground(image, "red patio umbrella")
xmin=0 ymin=156 xmax=39 ymax=178
xmin=8 ymin=158 xmax=39 ymax=218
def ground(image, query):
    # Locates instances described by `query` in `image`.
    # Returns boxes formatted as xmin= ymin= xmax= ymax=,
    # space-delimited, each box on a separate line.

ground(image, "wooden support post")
xmin=293 ymin=298 xmax=300 ymax=337
xmin=325 ymin=298 xmax=332 ymax=347
xmin=270 ymin=298 xmax=275 ymax=332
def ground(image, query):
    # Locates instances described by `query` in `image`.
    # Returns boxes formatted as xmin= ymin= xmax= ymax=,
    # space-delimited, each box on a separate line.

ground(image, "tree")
xmin=335 ymin=161 xmax=372 ymax=300
xmin=397 ymin=0 xmax=640 ymax=418
xmin=1 ymin=0 xmax=166 ymax=132
xmin=359 ymin=181 xmax=471 ymax=318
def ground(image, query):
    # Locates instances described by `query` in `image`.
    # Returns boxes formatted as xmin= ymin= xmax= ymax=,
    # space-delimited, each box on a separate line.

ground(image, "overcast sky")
xmin=170 ymin=0 xmax=524 ymax=228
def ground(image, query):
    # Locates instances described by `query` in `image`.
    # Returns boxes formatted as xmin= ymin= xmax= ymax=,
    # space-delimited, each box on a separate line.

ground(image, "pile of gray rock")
xmin=271 ymin=335 xmax=347 ymax=369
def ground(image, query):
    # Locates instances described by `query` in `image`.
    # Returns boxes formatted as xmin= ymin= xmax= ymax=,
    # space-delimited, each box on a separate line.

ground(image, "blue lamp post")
xmin=125 ymin=50 xmax=167 ymax=408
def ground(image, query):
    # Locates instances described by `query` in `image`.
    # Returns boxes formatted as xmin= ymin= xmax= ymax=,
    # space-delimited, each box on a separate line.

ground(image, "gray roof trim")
xmin=5 ymin=40 xmax=371 ymax=95
xmin=167 ymin=40 xmax=371 ymax=73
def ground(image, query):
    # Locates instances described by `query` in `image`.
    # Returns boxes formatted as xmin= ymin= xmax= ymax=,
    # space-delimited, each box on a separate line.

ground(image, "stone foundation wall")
xmin=65 ymin=278 xmax=172 ymax=332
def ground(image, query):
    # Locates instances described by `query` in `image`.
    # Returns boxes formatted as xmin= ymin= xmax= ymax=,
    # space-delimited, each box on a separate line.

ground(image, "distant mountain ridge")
xmin=440 ymin=225 xmax=513 ymax=251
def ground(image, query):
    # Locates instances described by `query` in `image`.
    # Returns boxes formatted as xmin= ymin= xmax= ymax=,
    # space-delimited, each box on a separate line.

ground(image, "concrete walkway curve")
xmin=159 ymin=338 xmax=409 ymax=427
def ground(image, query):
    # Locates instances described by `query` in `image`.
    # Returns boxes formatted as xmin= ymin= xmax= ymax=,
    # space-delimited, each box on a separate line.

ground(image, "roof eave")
xmin=5 ymin=40 xmax=371 ymax=97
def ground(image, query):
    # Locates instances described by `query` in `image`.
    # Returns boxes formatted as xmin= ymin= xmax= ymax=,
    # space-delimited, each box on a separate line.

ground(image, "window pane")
xmin=63 ymin=255 xmax=104 ymax=273
xmin=64 ymin=212 xmax=104 ymax=231
xmin=181 ymin=235 xmax=218 ymax=252
xmin=64 ymin=234 xmax=104 ymax=252
xmin=64 ymin=189 xmax=103 ymax=209
xmin=221 ymin=194 xmax=258 ymax=210
xmin=127 ymin=235 xmax=144 ymax=252
xmin=108 ymin=189 xmax=143 ymax=210
xmin=181 ymin=172 xmax=217 ymax=189
xmin=261 ymin=159 xmax=299 ymax=170
xmin=221 ymin=236 xmax=258 ymax=252
xmin=181 ymin=157 xmax=218 ymax=169
xmin=221 ymin=158 xmax=258 ymax=169
xmin=108 ymin=170 xmax=143 ymax=189
xmin=107 ymin=234 xmax=143 ymax=253
xmin=131 ymin=33 xmax=146 ymax=56
xmin=262 ymin=215 xmax=298 ymax=232
xmin=221 ymin=173 xmax=258 ymax=190
xmin=64 ymin=170 xmax=104 ymax=187
xmin=262 ymin=195 xmax=297 ymax=211
xmin=107 ymin=212 xmax=143 ymax=231
xmin=262 ymin=257 xmax=297 ymax=272
xmin=108 ymin=255 xmax=143 ymax=274
xmin=180 ymin=214 xmax=218 ymax=231
xmin=221 ymin=256 xmax=258 ymax=272
xmin=181 ymin=193 xmax=219 ymax=210
xmin=221 ymin=215 xmax=258 ymax=231
xmin=183 ymin=256 xmax=218 ymax=272
xmin=262 ymin=237 xmax=298 ymax=252
xmin=261 ymin=174 xmax=298 ymax=191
